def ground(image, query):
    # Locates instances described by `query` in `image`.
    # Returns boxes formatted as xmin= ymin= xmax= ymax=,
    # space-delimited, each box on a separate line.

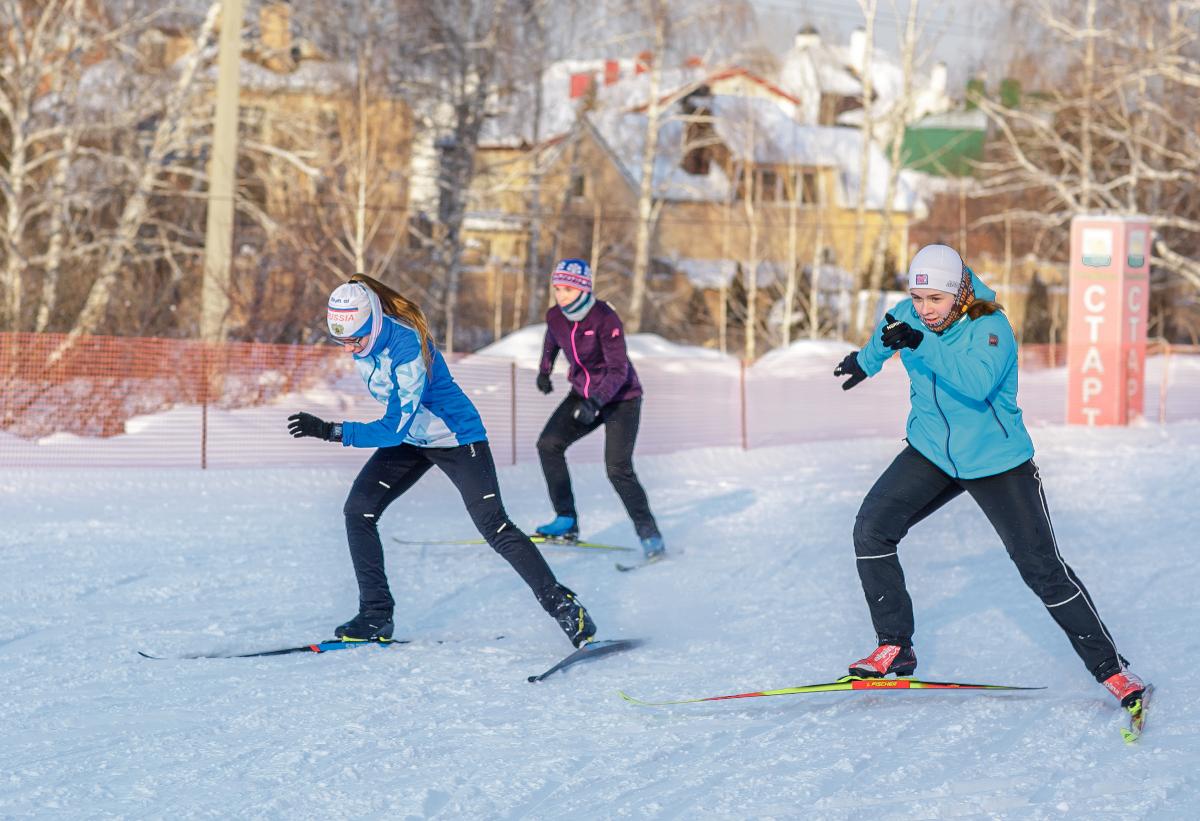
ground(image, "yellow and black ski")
xmin=619 ymin=675 xmax=1045 ymax=706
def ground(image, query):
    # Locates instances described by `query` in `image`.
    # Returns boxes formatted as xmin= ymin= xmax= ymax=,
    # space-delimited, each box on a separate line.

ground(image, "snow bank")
xmin=471 ymin=324 xmax=734 ymax=364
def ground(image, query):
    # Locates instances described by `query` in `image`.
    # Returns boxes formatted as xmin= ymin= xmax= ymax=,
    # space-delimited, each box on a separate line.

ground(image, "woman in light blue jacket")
xmin=832 ymin=244 xmax=1146 ymax=713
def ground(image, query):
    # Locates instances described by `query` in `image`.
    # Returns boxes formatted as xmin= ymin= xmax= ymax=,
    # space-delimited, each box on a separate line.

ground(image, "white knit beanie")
xmin=907 ymin=244 xmax=965 ymax=293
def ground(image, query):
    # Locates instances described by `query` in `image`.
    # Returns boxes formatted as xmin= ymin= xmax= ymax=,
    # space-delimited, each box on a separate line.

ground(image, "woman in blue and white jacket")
xmin=287 ymin=274 xmax=596 ymax=649
xmin=833 ymin=244 xmax=1145 ymax=710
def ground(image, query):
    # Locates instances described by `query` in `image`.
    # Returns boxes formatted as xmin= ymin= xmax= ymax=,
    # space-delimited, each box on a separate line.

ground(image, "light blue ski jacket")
xmin=855 ymin=271 xmax=1034 ymax=479
xmin=340 ymin=315 xmax=487 ymax=449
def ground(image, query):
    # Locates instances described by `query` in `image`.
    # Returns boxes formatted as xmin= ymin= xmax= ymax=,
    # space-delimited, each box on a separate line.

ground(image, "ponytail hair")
xmin=349 ymin=273 xmax=435 ymax=369
xmin=966 ymin=300 xmax=1004 ymax=320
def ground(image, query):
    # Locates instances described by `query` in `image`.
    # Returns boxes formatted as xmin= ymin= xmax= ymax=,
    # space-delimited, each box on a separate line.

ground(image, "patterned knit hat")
xmin=551 ymin=258 xmax=593 ymax=293
xmin=327 ymin=282 xmax=373 ymax=337
xmin=327 ymin=281 xmax=383 ymax=354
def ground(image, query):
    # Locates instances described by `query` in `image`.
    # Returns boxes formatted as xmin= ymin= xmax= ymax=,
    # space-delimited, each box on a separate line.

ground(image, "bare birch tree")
xmin=385 ymin=0 xmax=514 ymax=353
xmin=867 ymin=0 xmax=925 ymax=294
xmin=58 ymin=2 xmax=222 ymax=352
xmin=848 ymin=1 xmax=877 ymax=337
xmin=0 ymin=0 xmax=108 ymax=332
xmin=975 ymin=0 xmax=1200 ymax=297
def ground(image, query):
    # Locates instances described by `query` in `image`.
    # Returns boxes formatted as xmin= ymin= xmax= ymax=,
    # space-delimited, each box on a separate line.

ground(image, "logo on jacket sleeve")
xmin=612 ymin=328 xmax=620 ymax=337
xmin=988 ymin=334 xmax=999 ymax=347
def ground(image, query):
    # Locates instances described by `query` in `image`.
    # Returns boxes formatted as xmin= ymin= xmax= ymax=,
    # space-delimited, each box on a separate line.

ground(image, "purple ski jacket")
xmin=539 ymin=300 xmax=642 ymax=406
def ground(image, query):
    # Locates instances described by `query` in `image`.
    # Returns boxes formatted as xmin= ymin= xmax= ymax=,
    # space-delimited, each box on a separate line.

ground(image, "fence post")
xmin=510 ymin=360 xmax=518 ymax=466
xmin=1159 ymin=342 xmax=1170 ymax=425
xmin=739 ymin=358 xmax=748 ymax=450
xmin=200 ymin=343 xmax=209 ymax=469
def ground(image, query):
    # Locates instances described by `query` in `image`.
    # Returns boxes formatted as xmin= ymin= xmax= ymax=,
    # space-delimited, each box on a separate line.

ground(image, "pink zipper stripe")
xmin=570 ymin=323 xmax=591 ymax=398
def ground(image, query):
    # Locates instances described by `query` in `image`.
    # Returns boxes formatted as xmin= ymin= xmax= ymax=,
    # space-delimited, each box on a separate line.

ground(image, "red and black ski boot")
xmin=848 ymin=644 xmax=917 ymax=678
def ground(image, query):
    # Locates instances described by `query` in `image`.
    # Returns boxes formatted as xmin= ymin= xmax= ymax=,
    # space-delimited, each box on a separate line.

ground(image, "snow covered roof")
xmin=224 ymin=58 xmax=356 ymax=95
xmin=780 ymin=39 xmax=861 ymax=102
xmin=463 ymin=212 xmax=527 ymax=233
xmin=779 ymin=30 xmax=953 ymax=129
xmin=670 ymin=258 xmax=740 ymax=288
xmin=481 ymin=58 xmax=709 ymax=146
xmin=588 ymin=96 xmax=919 ymax=211
xmin=907 ymin=108 xmax=989 ymax=131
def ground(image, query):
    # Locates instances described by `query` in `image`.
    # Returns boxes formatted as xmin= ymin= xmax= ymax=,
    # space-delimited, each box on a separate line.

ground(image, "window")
xmin=570 ymin=174 xmax=587 ymax=198
xmin=243 ymin=106 xmax=266 ymax=140
xmin=801 ymin=171 xmax=819 ymax=205
xmin=758 ymin=169 xmax=779 ymax=202
xmin=318 ymin=108 xmax=339 ymax=135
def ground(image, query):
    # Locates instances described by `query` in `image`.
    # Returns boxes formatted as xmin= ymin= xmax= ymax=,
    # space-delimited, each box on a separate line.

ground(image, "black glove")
xmin=881 ymin=313 xmax=924 ymax=351
xmin=287 ymin=412 xmax=341 ymax=442
xmin=536 ymin=372 xmax=553 ymax=394
xmin=833 ymin=352 xmax=868 ymax=391
xmin=572 ymin=397 xmax=601 ymax=426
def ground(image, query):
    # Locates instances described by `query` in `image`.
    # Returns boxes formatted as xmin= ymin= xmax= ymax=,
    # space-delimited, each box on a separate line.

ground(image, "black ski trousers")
xmin=536 ymin=395 xmax=660 ymax=539
xmin=343 ymin=440 xmax=561 ymax=616
xmin=853 ymin=445 xmax=1127 ymax=682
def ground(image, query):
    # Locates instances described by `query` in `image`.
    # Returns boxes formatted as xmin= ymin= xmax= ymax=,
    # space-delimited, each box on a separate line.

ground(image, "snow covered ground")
xmin=1 ymin=423 xmax=1196 ymax=819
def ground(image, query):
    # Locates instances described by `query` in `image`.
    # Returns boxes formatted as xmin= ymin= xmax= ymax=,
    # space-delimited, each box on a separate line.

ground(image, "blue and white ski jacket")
xmin=340 ymin=315 xmax=487 ymax=449
xmin=855 ymin=271 xmax=1034 ymax=479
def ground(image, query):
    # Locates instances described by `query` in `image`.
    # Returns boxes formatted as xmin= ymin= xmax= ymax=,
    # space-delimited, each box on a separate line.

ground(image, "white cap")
xmin=907 ymin=244 xmax=964 ymax=294
xmin=327 ymin=282 xmax=374 ymax=338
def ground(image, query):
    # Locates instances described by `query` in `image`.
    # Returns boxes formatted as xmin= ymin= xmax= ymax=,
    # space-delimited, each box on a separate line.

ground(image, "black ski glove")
xmin=536 ymin=372 xmax=553 ymax=394
xmin=833 ymin=352 xmax=868 ymax=391
xmin=572 ymin=397 xmax=601 ymax=426
xmin=287 ymin=412 xmax=342 ymax=442
xmin=881 ymin=313 xmax=924 ymax=351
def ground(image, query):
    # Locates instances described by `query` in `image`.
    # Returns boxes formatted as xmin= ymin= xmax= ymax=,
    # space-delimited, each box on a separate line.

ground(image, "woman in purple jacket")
xmin=534 ymin=259 xmax=665 ymax=559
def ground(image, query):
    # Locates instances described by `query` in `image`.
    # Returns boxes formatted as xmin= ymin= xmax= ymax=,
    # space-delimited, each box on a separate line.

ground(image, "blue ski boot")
xmin=640 ymin=534 xmax=666 ymax=559
xmin=536 ymin=515 xmax=579 ymax=541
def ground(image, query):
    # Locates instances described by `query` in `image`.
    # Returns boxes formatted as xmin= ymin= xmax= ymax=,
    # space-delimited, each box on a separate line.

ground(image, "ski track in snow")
xmin=1 ymin=425 xmax=1197 ymax=818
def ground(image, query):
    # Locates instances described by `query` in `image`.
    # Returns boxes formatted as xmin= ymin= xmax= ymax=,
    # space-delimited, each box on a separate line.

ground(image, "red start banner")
xmin=1066 ymin=215 xmax=1152 ymax=425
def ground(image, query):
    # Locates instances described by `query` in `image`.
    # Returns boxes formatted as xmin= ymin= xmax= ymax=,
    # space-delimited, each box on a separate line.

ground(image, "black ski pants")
xmin=536 ymin=394 xmax=660 ymax=539
xmin=853 ymin=445 xmax=1127 ymax=682
xmin=343 ymin=440 xmax=561 ymax=616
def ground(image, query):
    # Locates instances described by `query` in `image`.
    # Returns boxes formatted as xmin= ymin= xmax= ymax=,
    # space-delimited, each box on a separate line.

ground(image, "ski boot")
xmin=640 ymin=534 xmax=666 ymax=559
xmin=536 ymin=515 xmax=579 ymax=542
xmin=547 ymin=585 xmax=596 ymax=648
xmin=848 ymin=643 xmax=917 ymax=678
xmin=1102 ymin=670 xmax=1146 ymax=708
xmin=334 ymin=611 xmax=394 ymax=641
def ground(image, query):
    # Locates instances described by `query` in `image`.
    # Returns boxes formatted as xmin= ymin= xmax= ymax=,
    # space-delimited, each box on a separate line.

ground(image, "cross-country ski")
xmin=528 ymin=638 xmax=645 ymax=682
xmin=393 ymin=534 xmax=635 ymax=552
xmin=137 ymin=636 xmax=409 ymax=660
xmin=619 ymin=675 xmax=1045 ymax=706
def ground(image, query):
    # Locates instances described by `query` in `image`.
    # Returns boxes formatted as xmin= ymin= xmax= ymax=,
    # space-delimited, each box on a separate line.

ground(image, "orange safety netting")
xmin=1 ymin=333 xmax=1197 ymax=470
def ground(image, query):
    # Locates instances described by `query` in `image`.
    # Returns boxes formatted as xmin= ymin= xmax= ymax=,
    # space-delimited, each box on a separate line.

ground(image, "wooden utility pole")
xmin=201 ymin=0 xmax=242 ymax=342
